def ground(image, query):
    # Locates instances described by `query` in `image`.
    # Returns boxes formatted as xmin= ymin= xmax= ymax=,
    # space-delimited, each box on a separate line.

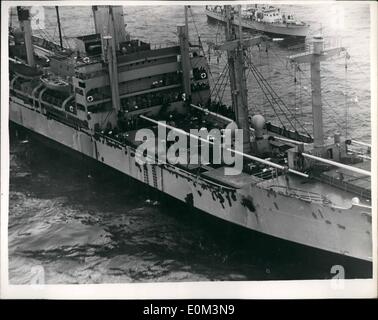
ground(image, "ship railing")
xmin=94 ymin=130 xmax=128 ymax=150
xmin=76 ymin=54 xmax=103 ymax=65
xmin=252 ymin=169 xmax=278 ymax=180
xmin=92 ymin=130 xmax=236 ymax=192
xmin=317 ymin=172 xmax=371 ymax=200
xmin=261 ymin=184 xmax=329 ymax=204
xmin=305 ymin=37 xmax=343 ymax=54
xmin=75 ymin=68 xmax=106 ymax=80
xmin=150 ymin=42 xmax=178 ymax=50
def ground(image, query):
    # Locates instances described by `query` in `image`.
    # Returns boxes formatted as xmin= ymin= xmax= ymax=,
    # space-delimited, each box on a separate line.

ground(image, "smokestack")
xmin=17 ymin=7 xmax=35 ymax=67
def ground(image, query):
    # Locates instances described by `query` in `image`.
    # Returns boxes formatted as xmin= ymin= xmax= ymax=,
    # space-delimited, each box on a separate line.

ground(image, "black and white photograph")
xmin=1 ymin=0 xmax=376 ymax=299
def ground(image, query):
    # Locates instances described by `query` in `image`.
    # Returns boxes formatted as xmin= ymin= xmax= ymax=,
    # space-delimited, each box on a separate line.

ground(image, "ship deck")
xmin=201 ymin=166 xmax=263 ymax=189
xmin=120 ymin=128 xmax=264 ymax=188
xmin=318 ymin=160 xmax=371 ymax=198
xmin=99 ymin=125 xmax=372 ymax=206
xmin=257 ymin=168 xmax=371 ymax=208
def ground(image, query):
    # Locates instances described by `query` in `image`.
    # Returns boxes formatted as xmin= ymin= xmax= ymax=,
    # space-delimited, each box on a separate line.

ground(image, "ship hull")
xmin=206 ymin=10 xmax=309 ymax=40
xmin=9 ymin=98 xmax=372 ymax=262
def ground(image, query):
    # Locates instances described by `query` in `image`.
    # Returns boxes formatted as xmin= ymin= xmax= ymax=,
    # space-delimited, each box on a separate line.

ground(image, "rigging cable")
xmin=290 ymin=59 xmax=346 ymax=132
xmin=219 ymin=68 xmax=231 ymax=104
xmin=209 ymin=62 xmax=229 ymax=102
xmin=248 ymin=60 xmax=311 ymax=136
xmin=188 ymin=6 xmax=229 ymax=94
xmin=296 ymin=69 xmax=347 ymax=133
xmin=248 ymin=64 xmax=286 ymax=128
xmin=214 ymin=64 xmax=230 ymax=114
xmin=299 ymin=65 xmax=303 ymax=118
xmin=37 ymin=11 xmax=66 ymax=48
xmin=345 ymin=51 xmax=350 ymax=138
xmin=245 ymin=48 xmax=265 ymax=116
xmin=31 ymin=13 xmax=68 ymax=54
xmin=217 ymin=64 xmax=230 ymax=100
xmin=294 ymin=62 xmax=297 ymax=128
xmin=188 ymin=7 xmax=207 ymax=59
xmin=254 ymin=44 xmax=348 ymax=135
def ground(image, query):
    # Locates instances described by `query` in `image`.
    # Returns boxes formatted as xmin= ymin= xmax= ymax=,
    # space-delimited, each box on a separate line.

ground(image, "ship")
xmin=205 ymin=4 xmax=310 ymax=40
xmin=8 ymin=5 xmax=372 ymax=263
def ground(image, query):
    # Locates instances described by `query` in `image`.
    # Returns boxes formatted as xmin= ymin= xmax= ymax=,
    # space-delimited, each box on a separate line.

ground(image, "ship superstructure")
xmin=8 ymin=5 xmax=372 ymax=262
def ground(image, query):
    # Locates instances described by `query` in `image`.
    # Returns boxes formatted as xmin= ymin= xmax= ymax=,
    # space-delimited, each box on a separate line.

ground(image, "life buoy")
xmin=69 ymin=105 xmax=74 ymax=112
xmin=200 ymin=72 xmax=207 ymax=79
xmin=83 ymin=57 xmax=90 ymax=64
xmin=87 ymin=95 xmax=94 ymax=103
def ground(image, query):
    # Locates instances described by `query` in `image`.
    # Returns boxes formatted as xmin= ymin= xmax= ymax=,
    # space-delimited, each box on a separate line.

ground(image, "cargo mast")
xmin=219 ymin=5 xmax=268 ymax=154
xmin=177 ymin=5 xmax=192 ymax=100
xmin=93 ymin=5 xmax=123 ymax=113
xmin=289 ymin=36 xmax=346 ymax=150
xmin=211 ymin=5 xmax=268 ymax=154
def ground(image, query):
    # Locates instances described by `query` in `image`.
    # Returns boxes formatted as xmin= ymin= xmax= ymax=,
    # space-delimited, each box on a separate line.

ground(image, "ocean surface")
xmin=8 ymin=3 xmax=372 ymax=284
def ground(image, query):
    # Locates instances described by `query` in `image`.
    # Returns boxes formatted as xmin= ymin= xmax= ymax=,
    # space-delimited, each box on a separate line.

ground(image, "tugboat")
xmin=205 ymin=4 xmax=310 ymax=40
xmin=8 ymin=5 xmax=372 ymax=262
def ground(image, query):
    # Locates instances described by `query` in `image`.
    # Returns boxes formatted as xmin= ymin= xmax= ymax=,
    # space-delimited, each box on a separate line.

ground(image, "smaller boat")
xmin=205 ymin=4 xmax=310 ymax=40
xmin=40 ymin=74 xmax=71 ymax=93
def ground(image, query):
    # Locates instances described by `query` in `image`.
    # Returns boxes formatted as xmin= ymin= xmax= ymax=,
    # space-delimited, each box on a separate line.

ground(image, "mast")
xmin=107 ymin=7 xmax=121 ymax=113
xmin=184 ymin=5 xmax=189 ymax=40
xmin=178 ymin=5 xmax=192 ymax=100
xmin=17 ymin=6 xmax=35 ymax=67
xmin=224 ymin=5 xmax=251 ymax=153
xmin=224 ymin=6 xmax=238 ymax=117
xmin=289 ymin=36 xmax=346 ymax=150
xmin=311 ymin=38 xmax=323 ymax=148
xmin=212 ymin=5 xmax=266 ymax=154
xmin=94 ymin=5 xmax=121 ymax=114
xmin=55 ymin=6 xmax=63 ymax=50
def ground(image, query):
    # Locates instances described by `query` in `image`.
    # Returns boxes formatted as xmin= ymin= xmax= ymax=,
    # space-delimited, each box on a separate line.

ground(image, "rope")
xmin=59 ymin=22 xmax=71 ymax=50
xmin=294 ymin=63 xmax=297 ymax=126
xmin=187 ymin=7 xmax=224 ymax=100
xmin=248 ymin=64 xmax=286 ymax=128
xmin=218 ymin=68 xmax=230 ymax=103
xmin=289 ymin=57 xmax=348 ymax=133
xmin=345 ymin=53 xmax=349 ymax=138
xmin=215 ymin=22 xmax=221 ymax=46
xmin=299 ymin=66 xmax=303 ymax=117
xmin=217 ymin=64 xmax=230 ymax=101
xmin=209 ymin=62 xmax=229 ymax=102
xmin=35 ymin=23 xmax=54 ymax=44
xmin=244 ymin=56 xmax=265 ymax=116
xmin=248 ymin=60 xmax=311 ymax=136
xmin=31 ymin=13 xmax=72 ymax=54
xmin=294 ymin=71 xmax=346 ymax=132
xmin=348 ymin=56 xmax=369 ymax=78
xmin=267 ymin=47 xmax=343 ymax=130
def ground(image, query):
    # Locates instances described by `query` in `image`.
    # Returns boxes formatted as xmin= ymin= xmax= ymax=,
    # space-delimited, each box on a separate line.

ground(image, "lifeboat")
xmin=40 ymin=74 xmax=71 ymax=93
